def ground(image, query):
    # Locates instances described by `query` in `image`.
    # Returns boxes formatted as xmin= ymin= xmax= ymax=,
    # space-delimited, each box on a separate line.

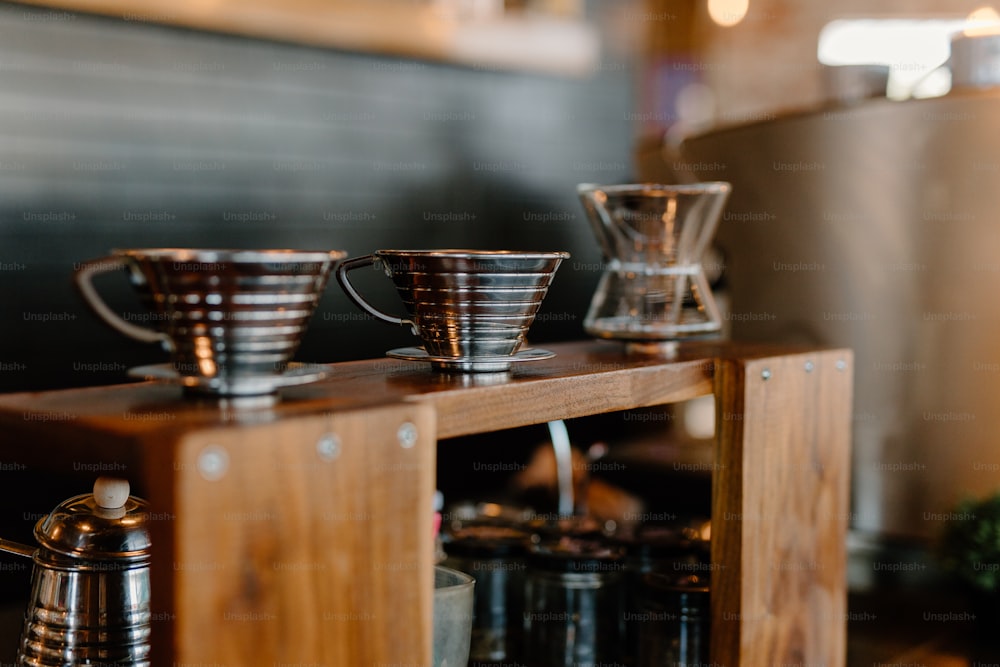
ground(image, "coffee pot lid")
xmin=34 ymin=477 xmax=150 ymax=561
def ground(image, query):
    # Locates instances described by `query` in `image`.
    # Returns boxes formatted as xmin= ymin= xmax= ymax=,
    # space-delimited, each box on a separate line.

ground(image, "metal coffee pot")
xmin=0 ymin=477 xmax=151 ymax=666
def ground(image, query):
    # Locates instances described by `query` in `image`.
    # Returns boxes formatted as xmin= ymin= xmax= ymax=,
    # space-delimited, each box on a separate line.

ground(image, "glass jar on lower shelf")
xmin=633 ymin=572 xmax=710 ymax=667
xmin=522 ymin=536 xmax=626 ymax=667
xmin=442 ymin=524 xmax=529 ymax=666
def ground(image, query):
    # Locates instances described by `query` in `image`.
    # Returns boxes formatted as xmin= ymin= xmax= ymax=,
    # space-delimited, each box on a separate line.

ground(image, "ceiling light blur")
xmin=964 ymin=6 xmax=1000 ymax=35
xmin=707 ymin=0 xmax=749 ymax=28
xmin=818 ymin=18 xmax=972 ymax=98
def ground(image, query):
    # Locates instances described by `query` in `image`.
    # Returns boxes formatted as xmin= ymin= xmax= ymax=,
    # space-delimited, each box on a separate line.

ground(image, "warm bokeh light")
xmin=968 ymin=5 xmax=1000 ymax=23
xmin=708 ymin=0 xmax=749 ymax=27
xmin=675 ymin=82 xmax=716 ymax=127
xmin=964 ymin=6 xmax=1000 ymax=35
xmin=818 ymin=18 xmax=969 ymax=98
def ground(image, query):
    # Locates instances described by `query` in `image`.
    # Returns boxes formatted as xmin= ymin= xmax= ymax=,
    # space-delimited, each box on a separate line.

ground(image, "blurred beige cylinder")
xmin=679 ymin=89 xmax=1000 ymax=539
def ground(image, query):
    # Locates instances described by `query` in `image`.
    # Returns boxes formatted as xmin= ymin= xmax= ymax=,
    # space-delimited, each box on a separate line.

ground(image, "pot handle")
xmin=335 ymin=254 xmax=417 ymax=333
xmin=0 ymin=537 xmax=34 ymax=558
xmin=74 ymin=256 xmax=172 ymax=348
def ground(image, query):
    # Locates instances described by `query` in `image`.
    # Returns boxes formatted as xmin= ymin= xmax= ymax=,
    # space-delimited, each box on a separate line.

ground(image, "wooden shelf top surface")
xmin=0 ymin=339 xmax=847 ymax=466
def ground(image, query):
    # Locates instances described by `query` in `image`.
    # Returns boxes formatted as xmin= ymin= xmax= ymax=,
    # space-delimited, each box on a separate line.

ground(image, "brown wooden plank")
xmin=712 ymin=349 xmax=853 ymax=667
xmin=417 ymin=360 xmax=715 ymax=438
xmin=0 ymin=340 xmax=807 ymax=457
xmin=146 ymin=403 xmax=435 ymax=666
xmin=712 ymin=355 xmax=747 ymax=667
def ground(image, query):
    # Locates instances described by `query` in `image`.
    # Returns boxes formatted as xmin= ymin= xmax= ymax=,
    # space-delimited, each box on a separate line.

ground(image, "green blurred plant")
xmin=939 ymin=493 xmax=1000 ymax=593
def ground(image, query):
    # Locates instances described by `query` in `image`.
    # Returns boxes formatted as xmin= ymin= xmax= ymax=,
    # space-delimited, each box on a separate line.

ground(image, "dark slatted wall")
xmin=0 ymin=2 xmax=635 ymax=391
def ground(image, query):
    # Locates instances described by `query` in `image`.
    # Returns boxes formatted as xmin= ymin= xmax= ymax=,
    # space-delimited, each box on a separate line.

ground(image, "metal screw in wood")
xmin=197 ymin=445 xmax=229 ymax=481
xmin=316 ymin=433 xmax=341 ymax=461
xmin=397 ymin=422 xmax=418 ymax=449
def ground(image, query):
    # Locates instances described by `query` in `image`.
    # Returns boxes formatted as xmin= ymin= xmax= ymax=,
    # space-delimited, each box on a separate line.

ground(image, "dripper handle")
xmin=0 ymin=537 xmax=35 ymax=558
xmin=74 ymin=255 xmax=172 ymax=348
xmin=335 ymin=254 xmax=417 ymax=333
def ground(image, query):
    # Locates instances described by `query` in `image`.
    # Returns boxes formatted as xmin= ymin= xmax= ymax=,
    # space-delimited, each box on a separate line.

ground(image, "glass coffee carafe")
xmin=577 ymin=182 xmax=731 ymax=344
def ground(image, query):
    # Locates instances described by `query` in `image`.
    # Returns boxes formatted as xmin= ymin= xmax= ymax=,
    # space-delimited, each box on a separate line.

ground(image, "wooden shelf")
xmin=0 ymin=339 xmax=822 ymax=446
xmin=13 ymin=0 xmax=601 ymax=76
xmin=0 ymin=339 xmax=853 ymax=666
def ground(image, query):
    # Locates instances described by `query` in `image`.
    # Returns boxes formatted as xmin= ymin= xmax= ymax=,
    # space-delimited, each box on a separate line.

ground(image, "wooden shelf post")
xmin=142 ymin=402 xmax=437 ymax=665
xmin=713 ymin=349 xmax=853 ymax=666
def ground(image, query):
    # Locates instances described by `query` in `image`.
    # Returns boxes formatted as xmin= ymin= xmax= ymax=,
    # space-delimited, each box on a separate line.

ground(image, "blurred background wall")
xmin=637 ymin=0 xmax=988 ymax=128
xmin=0 ymin=0 xmax=641 ymax=393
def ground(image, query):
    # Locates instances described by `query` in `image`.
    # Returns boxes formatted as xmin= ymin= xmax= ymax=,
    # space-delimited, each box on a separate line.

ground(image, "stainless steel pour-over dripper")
xmin=0 ymin=477 xmax=151 ymax=667
xmin=336 ymin=250 xmax=569 ymax=372
xmin=74 ymin=248 xmax=346 ymax=396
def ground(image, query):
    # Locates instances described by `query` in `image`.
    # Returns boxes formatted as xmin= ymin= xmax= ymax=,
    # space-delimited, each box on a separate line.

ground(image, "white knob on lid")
xmin=93 ymin=477 xmax=131 ymax=510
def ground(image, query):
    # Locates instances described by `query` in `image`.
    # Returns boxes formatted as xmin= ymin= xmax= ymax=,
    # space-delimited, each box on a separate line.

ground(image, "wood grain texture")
xmin=0 ymin=340 xmax=808 ymax=450
xmin=0 ymin=340 xmax=852 ymax=665
xmin=712 ymin=349 xmax=853 ymax=667
xmin=149 ymin=403 xmax=436 ymax=666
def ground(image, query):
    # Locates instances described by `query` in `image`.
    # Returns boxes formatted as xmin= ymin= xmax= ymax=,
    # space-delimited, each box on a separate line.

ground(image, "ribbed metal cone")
xmin=122 ymin=249 xmax=340 ymax=380
xmin=374 ymin=250 xmax=567 ymax=359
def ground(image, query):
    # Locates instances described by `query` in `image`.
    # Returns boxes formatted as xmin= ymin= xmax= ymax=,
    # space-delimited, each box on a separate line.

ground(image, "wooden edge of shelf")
xmin=11 ymin=0 xmax=601 ymax=76
xmin=0 ymin=341 xmax=852 ymax=448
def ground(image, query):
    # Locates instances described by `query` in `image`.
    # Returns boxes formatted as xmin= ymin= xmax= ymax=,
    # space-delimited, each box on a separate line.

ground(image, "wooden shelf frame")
xmin=12 ymin=0 xmax=601 ymax=76
xmin=0 ymin=339 xmax=852 ymax=666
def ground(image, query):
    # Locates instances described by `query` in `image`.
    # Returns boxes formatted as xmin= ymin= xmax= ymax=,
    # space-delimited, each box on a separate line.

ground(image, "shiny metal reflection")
xmin=4 ymin=480 xmax=153 ymax=666
xmin=337 ymin=250 xmax=568 ymax=361
xmin=75 ymin=248 xmax=345 ymax=396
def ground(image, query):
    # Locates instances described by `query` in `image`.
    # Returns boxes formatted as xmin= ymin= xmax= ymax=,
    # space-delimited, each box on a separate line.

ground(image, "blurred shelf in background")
xmin=11 ymin=0 xmax=601 ymax=75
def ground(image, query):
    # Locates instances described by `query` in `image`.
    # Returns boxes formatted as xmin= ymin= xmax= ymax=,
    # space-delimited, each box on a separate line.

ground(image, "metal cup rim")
xmin=399 ymin=271 xmax=558 ymax=279
xmin=110 ymin=248 xmax=347 ymax=263
xmin=372 ymin=249 xmax=569 ymax=260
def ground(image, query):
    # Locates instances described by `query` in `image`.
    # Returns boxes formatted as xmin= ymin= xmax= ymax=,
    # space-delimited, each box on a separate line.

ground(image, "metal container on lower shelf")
xmin=0 ymin=478 xmax=151 ymax=667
